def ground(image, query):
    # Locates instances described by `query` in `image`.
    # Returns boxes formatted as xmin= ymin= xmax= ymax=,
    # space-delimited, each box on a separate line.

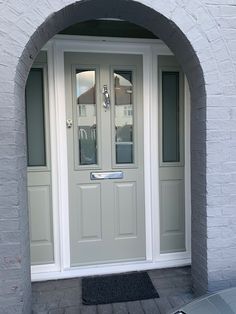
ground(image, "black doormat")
xmin=82 ymin=272 xmax=159 ymax=305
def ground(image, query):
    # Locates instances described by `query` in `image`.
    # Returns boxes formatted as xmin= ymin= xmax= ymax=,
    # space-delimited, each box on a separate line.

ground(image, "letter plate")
xmin=90 ymin=171 xmax=123 ymax=180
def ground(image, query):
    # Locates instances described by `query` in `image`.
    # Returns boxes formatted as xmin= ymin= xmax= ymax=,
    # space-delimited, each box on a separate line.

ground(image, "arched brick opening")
xmin=14 ymin=0 xmax=209 ymax=312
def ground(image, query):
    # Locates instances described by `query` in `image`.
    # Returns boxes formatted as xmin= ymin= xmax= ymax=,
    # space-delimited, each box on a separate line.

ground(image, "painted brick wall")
xmin=202 ymin=2 xmax=236 ymax=292
xmin=0 ymin=0 xmax=236 ymax=312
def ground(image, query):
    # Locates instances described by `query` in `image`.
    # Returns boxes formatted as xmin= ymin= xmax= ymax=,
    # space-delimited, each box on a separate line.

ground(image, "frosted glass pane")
xmin=76 ymin=70 xmax=97 ymax=165
xmin=162 ymin=72 xmax=180 ymax=163
xmin=116 ymin=143 xmax=133 ymax=164
xmin=26 ymin=68 xmax=46 ymax=167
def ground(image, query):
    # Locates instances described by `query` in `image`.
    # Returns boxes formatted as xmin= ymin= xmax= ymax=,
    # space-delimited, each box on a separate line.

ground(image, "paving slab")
xmin=112 ymin=302 xmax=128 ymax=314
xmin=32 ymin=266 xmax=194 ymax=314
xmin=126 ymin=300 xmax=144 ymax=314
xmin=141 ymin=298 xmax=160 ymax=314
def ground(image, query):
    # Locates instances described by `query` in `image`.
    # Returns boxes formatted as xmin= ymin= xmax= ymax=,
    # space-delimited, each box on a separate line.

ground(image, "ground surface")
xmin=32 ymin=266 xmax=194 ymax=314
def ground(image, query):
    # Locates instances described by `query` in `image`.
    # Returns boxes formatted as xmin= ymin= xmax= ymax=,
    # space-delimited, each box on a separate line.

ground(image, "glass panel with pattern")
xmin=26 ymin=68 xmax=46 ymax=167
xmin=114 ymin=70 xmax=134 ymax=164
xmin=162 ymin=71 xmax=180 ymax=163
xmin=76 ymin=69 xmax=97 ymax=166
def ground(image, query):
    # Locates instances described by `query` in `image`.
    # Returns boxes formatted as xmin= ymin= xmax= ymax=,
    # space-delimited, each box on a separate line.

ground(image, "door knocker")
xmin=102 ymin=85 xmax=111 ymax=111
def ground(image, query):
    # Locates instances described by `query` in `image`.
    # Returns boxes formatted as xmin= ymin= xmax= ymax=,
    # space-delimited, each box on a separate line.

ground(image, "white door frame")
xmin=31 ymin=35 xmax=191 ymax=281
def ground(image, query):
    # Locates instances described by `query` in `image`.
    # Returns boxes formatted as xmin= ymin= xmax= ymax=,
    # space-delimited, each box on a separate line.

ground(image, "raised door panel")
xmin=28 ymin=185 xmax=54 ymax=264
xmin=160 ymin=179 xmax=185 ymax=253
xmin=114 ymin=182 xmax=137 ymax=239
xmin=77 ymin=184 xmax=102 ymax=241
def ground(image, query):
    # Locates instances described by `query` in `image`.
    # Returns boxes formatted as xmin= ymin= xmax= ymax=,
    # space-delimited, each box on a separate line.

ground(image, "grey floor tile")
xmin=157 ymin=287 xmax=181 ymax=298
xmin=147 ymin=269 xmax=166 ymax=279
xmin=171 ymin=275 xmax=191 ymax=288
xmin=173 ymin=267 xmax=191 ymax=276
xmin=168 ymin=295 xmax=185 ymax=308
xmin=32 ymin=281 xmax=57 ymax=293
xmin=155 ymin=297 xmax=173 ymax=314
xmin=54 ymin=278 xmax=81 ymax=290
xmin=181 ymin=292 xmax=195 ymax=303
xmin=126 ymin=301 xmax=144 ymax=313
xmin=158 ymin=286 xmax=192 ymax=298
xmin=112 ymin=302 xmax=128 ymax=314
xmin=151 ymin=277 xmax=175 ymax=289
xmin=49 ymin=309 xmax=65 ymax=314
xmin=65 ymin=306 xmax=81 ymax=314
xmin=59 ymin=287 xmax=82 ymax=307
xmin=80 ymin=305 xmax=97 ymax=314
xmin=97 ymin=303 xmax=113 ymax=314
xmin=32 ymin=302 xmax=49 ymax=313
xmin=34 ymin=289 xmax=65 ymax=304
xmin=141 ymin=298 xmax=160 ymax=314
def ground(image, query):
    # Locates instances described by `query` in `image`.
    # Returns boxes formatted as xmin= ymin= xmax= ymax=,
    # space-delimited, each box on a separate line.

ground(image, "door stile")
xmin=46 ymin=42 xmax=61 ymax=271
xmin=100 ymin=64 xmax=112 ymax=171
xmin=149 ymin=48 xmax=161 ymax=262
xmin=184 ymin=77 xmax=191 ymax=255
xmin=143 ymin=49 xmax=154 ymax=261
xmin=53 ymin=42 xmax=71 ymax=270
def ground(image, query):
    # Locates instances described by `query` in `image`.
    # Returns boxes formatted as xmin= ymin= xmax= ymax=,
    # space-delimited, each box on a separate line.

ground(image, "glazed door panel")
xmin=159 ymin=55 xmax=186 ymax=253
xmin=26 ymin=51 xmax=54 ymax=265
xmin=65 ymin=52 xmax=145 ymax=266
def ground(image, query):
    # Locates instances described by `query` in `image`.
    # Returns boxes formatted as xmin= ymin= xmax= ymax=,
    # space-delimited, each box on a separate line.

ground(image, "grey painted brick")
xmin=1 ymin=0 xmax=236 ymax=311
xmin=0 ymin=231 xmax=21 ymax=243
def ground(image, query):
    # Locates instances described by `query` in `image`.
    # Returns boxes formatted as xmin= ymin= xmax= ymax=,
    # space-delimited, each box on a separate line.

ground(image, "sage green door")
xmin=65 ymin=53 xmax=145 ymax=266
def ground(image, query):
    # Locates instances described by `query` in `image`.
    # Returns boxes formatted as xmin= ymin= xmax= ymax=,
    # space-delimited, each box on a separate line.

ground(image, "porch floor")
xmin=32 ymin=266 xmax=194 ymax=314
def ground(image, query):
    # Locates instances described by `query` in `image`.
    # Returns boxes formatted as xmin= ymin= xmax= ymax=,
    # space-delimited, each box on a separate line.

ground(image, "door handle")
xmin=102 ymin=85 xmax=111 ymax=111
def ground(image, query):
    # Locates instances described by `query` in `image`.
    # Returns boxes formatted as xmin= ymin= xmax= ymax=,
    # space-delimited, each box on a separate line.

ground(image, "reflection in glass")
xmin=26 ymin=68 xmax=46 ymax=167
xmin=114 ymin=70 xmax=134 ymax=164
xmin=76 ymin=70 xmax=97 ymax=165
xmin=76 ymin=70 xmax=95 ymax=104
xmin=162 ymin=72 xmax=180 ymax=162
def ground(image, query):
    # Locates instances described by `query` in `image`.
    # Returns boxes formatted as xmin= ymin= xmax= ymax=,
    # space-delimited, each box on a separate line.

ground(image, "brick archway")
xmin=1 ymin=0 xmax=234 ymax=312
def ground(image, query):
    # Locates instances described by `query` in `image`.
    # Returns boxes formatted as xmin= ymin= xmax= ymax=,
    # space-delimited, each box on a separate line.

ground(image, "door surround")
xmin=31 ymin=35 xmax=191 ymax=281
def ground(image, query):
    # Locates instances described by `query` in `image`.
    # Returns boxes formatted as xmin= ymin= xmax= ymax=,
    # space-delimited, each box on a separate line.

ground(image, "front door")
xmin=65 ymin=52 xmax=145 ymax=266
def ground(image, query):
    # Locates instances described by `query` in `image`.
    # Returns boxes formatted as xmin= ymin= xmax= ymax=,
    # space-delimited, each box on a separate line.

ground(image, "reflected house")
xmin=77 ymin=85 xmax=97 ymax=164
xmin=114 ymin=73 xmax=134 ymax=163
xmin=114 ymin=75 xmax=133 ymax=133
xmin=77 ymin=72 xmax=134 ymax=164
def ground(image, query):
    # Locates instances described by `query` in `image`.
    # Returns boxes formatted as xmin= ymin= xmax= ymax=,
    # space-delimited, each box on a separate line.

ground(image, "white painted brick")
xmin=1 ymin=0 xmax=236 ymax=306
xmin=172 ymin=6 xmax=196 ymax=33
xmin=207 ymin=107 xmax=231 ymax=120
xmin=205 ymin=27 xmax=221 ymax=42
xmin=196 ymin=7 xmax=216 ymax=30
xmin=218 ymin=17 xmax=236 ymax=29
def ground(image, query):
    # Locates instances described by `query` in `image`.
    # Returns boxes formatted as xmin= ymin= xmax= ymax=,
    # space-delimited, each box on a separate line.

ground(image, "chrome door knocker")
xmin=102 ymin=85 xmax=111 ymax=111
